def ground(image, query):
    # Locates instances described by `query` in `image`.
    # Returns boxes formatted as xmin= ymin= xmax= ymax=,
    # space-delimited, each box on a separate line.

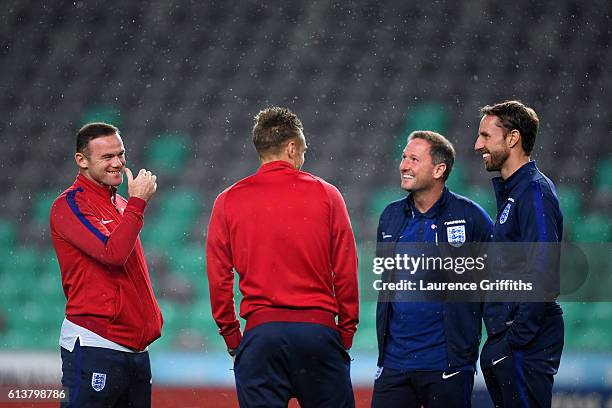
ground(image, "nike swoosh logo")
xmin=442 ymin=371 xmax=461 ymax=380
xmin=101 ymin=220 xmax=114 ymax=225
xmin=382 ymin=234 xmax=392 ymax=239
xmin=492 ymin=356 xmax=508 ymax=366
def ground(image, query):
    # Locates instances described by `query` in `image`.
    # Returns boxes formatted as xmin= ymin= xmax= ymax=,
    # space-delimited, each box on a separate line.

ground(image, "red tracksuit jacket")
xmin=50 ymin=174 xmax=162 ymax=351
xmin=206 ymin=160 xmax=359 ymax=350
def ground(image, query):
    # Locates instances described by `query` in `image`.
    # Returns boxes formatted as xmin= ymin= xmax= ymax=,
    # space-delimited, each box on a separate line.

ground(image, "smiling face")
xmin=399 ymin=138 xmax=441 ymax=192
xmin=475 ymin=114 xmax=511 ymax=172
xmin=75 ymin=133 xmax=126 ymax=187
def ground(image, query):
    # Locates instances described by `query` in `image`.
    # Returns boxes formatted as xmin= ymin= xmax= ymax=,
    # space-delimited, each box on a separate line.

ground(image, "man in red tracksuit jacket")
xmin=206 ymin=107 xmax=359 ymax=408
xmin=50 ymin=122 xmax=162 ymax=408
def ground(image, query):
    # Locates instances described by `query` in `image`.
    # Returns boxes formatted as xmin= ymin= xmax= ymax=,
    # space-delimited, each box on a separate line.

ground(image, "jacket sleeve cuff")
xmin=223 ymin=330 xmax=243 ymax=350
xmin=339 ymin=333 xmax=354 ymax=350
xmin=125 ymin=197 xmax=147 ymax=214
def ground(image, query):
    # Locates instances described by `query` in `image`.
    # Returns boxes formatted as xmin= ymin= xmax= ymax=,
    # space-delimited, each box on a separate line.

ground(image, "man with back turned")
xmin=206 ymin=107 xmax=359 ymax=408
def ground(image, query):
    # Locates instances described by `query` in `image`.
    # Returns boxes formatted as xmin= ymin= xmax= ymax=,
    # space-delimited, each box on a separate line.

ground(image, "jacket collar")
xmin=491 ymin=161 xmax=538 ymax=207
xmin=404 ymin=186 xmax=451 ymax=218
xmin=75 ymin=173 xmax=117 ymax=201
xmin=257 ymin=160 xmax=295 ymax=173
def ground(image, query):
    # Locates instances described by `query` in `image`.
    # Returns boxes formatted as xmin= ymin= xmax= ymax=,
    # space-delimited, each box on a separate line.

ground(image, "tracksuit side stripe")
xmin=514 ymin=351 xmax=529 ymax=408
xmin=70 ymin=341 xmax=83 ymax=406
xmin=531 ymin=182 xmax=548 ymax=241
xmin=66 ymin=188 xmax=109 ymax=245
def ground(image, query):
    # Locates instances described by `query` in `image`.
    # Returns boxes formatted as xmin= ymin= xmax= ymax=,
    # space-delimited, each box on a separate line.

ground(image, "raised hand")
xmin=125 ymin=167 xmax=157 ymax=202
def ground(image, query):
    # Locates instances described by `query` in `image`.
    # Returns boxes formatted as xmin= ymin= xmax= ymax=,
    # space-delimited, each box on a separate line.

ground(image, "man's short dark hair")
xmin=407 ymin=130 xmax=455 ymax=181
xmin=252 ymin=107 xmax=303 ymax=157
xmin=76 ymin=122 xmax=119 ymax=154
xmin=480 ymin=100 xmax=539 ymax=155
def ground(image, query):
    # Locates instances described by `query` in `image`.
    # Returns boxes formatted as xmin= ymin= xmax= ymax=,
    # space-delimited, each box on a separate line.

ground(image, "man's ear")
xmin=75 ymin=152 xmax=88 ymax=170
xmin=433 ymin=163 xmax=446 ymax=180
xmin=506 ymin=129 xmax=521 ymax=149
xmin=285 ymin=140 xmax=297 ymax=158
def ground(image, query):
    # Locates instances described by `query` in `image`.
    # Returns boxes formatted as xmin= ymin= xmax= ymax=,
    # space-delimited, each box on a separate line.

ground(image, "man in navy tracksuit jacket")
xmin=372 ymin=131 xmax=493 ymax=408
xmin=475 ymin=101 xmax=564 ymax=408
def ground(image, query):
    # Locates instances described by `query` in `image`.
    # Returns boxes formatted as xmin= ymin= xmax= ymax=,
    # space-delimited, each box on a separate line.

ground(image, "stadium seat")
xmin=31 ymin=191 xmax=60 ymax=226
xmin=571 ymin=213 xmax=612 ymax=242
xmin=446 ymin=161 xmax=467 ymax=195
xmin=352 ymin=301 xmax=378 ymax=350
xmin=37 ymin=251 xmax=65 ymax=299
xmin=393 ymin=102 xmax=449 ymax=161
xmin=80 ymin=104 xmax=122 ymax=127
xmin=140 ymin=188 xmax=201 ymax=251
xmin=404 ymin=102 xmax=449 ymax=135
xmin=463 ymin=185 xmax=497 ymax=220
xmin=145 ymin=133 xmax=191 ymax=177
xmin=556 ymin=185 xmax=584 ymax=227
xmin=0 ymin=219 xmax=15 ymax=248
xmin=367 ymin=187 xmax=404 ymax=220
xmin=560 ymin=302 xmax=587 ymax=349
xmin=5 ymin=247 xmax=40 ymax=284
xmin=166 ymin=243 xmax=208 ymax=297
xmin=0 ymin=219 xmax=16 ymax=274
xmin=594 ymin=158 xmax=612 ymax=193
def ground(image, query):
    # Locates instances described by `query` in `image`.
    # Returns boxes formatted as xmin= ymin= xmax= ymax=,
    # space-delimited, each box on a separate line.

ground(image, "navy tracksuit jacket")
xmin=481 ymin=161 xmax=564 ymax=408
xmin=375 ymin=187 xmax=494 ymax=370
xmin=482 ymin=161 xmax=563 ymax=348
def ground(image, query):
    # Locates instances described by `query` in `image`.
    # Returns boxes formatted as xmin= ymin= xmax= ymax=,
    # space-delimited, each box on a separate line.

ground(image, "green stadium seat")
xmin=367 ymin=188 xmax=404 ymax=220
xmin=0 ymin=219 xmax=16 ymax=248
xmin=140 ymin=189 xmax=201 ymax=251
xmin=116 ymin=180 xmax=128 ymax=200
xmin=594 ymin=158 xmax=612 ymax=193
xmin=2 ymin=298 xmax=61 ymax=348
xmin=404 ymin=102 xmax=448 ymax=135
xmin=352 ymin=301 xmax=378 ymax=351
xmin=358 ymin=243 xmax=378 ymax=301
xmin=80 ymin=105 xmax=121 ymax=127
xmin=577 ymin=323 xmax=612 ymax=350
xmin=394 ymin=102 xmax=449 ymax=162
xmin=464 ymin=185 xmax=497 ymax=220
xmin=5 ymin=247 xmax=40 ymax=286
xmin=556 ymin=185 xmax=584 ymax=223
xmin=145 ymin=133 xmax=190 ymax=176
xmin=359 ymin=301 xmax=378 ymax=330
xmin=167 ymin=244 xmax=208 ymax=295
xmin=571 ymin=213 xmax=612 ymax=243
xmin=31 ymin=191 xmax=60 ymax=226
xmin=0 ymin=220 xmax=16 ymax=275
xmin=446 ymin=161 xmax=467 ymax=195
xmin=562 ymin=302 xmax=612 ymax=350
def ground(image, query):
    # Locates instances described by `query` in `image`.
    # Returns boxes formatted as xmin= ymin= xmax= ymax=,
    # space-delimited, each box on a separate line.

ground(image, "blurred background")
xmin=0 ymin=1 xmax=611 ymax=407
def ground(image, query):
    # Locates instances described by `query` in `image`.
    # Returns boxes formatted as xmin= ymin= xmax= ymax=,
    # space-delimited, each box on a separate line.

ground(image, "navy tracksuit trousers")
xmin=234 ymin=322 xmax=354 ymax=408
xmin=60 ymin=342 xmax=152 ymax=408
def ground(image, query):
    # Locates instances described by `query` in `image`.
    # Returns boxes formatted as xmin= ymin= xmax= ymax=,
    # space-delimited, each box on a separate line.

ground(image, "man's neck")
xmin=260 ymin=156 xmax=295 ymax=168
xmin=500 ymin=155 xmax=530 ymax=180
xmin=411 ymin=184 xmax=444 ymax=214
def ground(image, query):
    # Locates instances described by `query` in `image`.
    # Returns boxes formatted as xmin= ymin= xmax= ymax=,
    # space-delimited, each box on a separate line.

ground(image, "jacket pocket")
xmin=110 ymin=285 xmax=122 ymax=323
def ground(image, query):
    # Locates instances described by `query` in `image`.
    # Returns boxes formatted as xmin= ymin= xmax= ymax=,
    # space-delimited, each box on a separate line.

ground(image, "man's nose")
xmin=474 ymin=137 xmax=483 ymax=151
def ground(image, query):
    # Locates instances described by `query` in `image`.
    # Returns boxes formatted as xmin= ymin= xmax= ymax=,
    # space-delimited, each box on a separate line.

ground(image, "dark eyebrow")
xmin=101 ymin=150 xmax=125 ymax=158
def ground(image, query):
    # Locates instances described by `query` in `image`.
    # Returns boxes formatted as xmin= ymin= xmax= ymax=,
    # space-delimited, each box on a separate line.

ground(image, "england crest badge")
xmin=447 ymin=225 xmax=466 ymax=247
xmin=91 ymin=372 xmax=106 ymax=392
xmin=499 ymin=203 xmax=512 ymax=224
